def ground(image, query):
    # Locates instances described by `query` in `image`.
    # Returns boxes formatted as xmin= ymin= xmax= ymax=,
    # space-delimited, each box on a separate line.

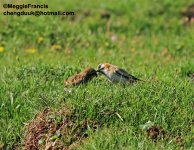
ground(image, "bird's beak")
xmin=96 ymin=67 xmax=104 ymax=73
xmin=96 ymin=69 xmax=102 ymax=73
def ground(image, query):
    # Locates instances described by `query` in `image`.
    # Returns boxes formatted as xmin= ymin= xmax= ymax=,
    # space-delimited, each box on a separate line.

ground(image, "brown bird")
xmin=65 ymin=67 xmax=97 ymax=86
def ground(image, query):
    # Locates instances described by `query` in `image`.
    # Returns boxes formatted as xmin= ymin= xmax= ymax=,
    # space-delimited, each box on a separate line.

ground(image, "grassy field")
xmin=0 ymin=0 xmax=194 ymax=149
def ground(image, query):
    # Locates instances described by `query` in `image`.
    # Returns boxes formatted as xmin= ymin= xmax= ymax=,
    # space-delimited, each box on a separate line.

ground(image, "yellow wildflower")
xmin=51 ymin=44 xmax=61 ymax=50
xmin=0 ymin=47 xmax=4 ymax=52
xmin=26 ymin=48 xmax=37 ymax=54
xmin=38 ymin=37 xmax=43 ymax=44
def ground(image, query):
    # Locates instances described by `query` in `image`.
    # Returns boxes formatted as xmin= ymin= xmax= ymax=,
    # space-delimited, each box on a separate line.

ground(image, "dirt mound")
xmin=23 ymin=108 xmax=99 ymax=150
xmin=147 ymin=125 xmax=165 ymax=142
xmin=147 ymin=125 xmax=186 ymax=148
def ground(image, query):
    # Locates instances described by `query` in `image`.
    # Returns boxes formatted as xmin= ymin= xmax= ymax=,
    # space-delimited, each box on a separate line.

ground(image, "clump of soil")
xmin=176 ymin=133 xmax=184 ymax=148
xmin=181 ymin=4 xmax=194 ymax=23
xmin=23 ymin=108 xmax=100 ymax=150
xmin=100 ymin=12 xmax=111 ymax=20
xmin=188 ymin=73 xmax=194 ymax=81
xmin=146 ymin=126 xmax=186 ymax=148
xmin=147 ymin=125 xmax=165 ymax=142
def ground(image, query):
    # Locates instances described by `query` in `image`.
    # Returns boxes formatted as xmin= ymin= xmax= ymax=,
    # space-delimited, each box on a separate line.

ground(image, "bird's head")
xmin=96 ymin=63 xmax=112 ymax=74
xmin=84 ymin=67 xmax=97 ymax=77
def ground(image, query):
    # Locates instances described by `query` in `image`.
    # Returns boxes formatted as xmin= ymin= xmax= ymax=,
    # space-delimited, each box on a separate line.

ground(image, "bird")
xmin=96 ymin=63 xmax=141 ymax=84
xmin=65 ymin=67 xmax=97 ymax=86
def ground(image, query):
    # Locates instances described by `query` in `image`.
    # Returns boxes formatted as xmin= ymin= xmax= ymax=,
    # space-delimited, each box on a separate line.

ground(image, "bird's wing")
xmin=115 ymin=68 xmax=140 ymax=81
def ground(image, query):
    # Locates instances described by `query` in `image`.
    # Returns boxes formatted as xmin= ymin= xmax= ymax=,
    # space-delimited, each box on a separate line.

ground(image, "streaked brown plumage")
xmin=65 ymin=67 xmax=97 ymax=86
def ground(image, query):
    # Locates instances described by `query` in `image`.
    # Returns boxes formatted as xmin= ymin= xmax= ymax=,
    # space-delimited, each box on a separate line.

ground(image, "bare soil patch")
xmin=23 ymin=108 xmax=100 ymax=150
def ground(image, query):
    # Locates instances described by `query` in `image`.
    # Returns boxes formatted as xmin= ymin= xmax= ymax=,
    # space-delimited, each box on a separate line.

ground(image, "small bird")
xmin=96 ymin=63 xmax=141 ymax=84
xmin=65 ymin=67 xmax=97 ymax=86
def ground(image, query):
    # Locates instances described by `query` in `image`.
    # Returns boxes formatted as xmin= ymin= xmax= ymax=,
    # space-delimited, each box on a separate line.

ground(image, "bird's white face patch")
xmin=97 ymin=63 xmax=107 ymax=72
xmin=97 ymin=64 xmax=102 ymax=71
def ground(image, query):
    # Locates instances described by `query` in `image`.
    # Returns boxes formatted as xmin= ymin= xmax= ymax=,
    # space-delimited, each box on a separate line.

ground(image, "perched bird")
xmin=96 ymin=63 xmax=141 ymax=84
xmin=65 ymin=67 xmax=97 ymax=86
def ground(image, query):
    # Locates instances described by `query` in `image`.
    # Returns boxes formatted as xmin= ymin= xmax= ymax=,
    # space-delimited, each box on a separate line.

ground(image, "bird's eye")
xmin=98 ymin=64 xmax=102 ymax=69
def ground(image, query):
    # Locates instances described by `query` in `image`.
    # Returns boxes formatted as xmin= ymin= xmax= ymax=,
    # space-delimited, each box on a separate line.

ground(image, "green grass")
xmin=0 ymin=0 xmax=194 ymax=149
